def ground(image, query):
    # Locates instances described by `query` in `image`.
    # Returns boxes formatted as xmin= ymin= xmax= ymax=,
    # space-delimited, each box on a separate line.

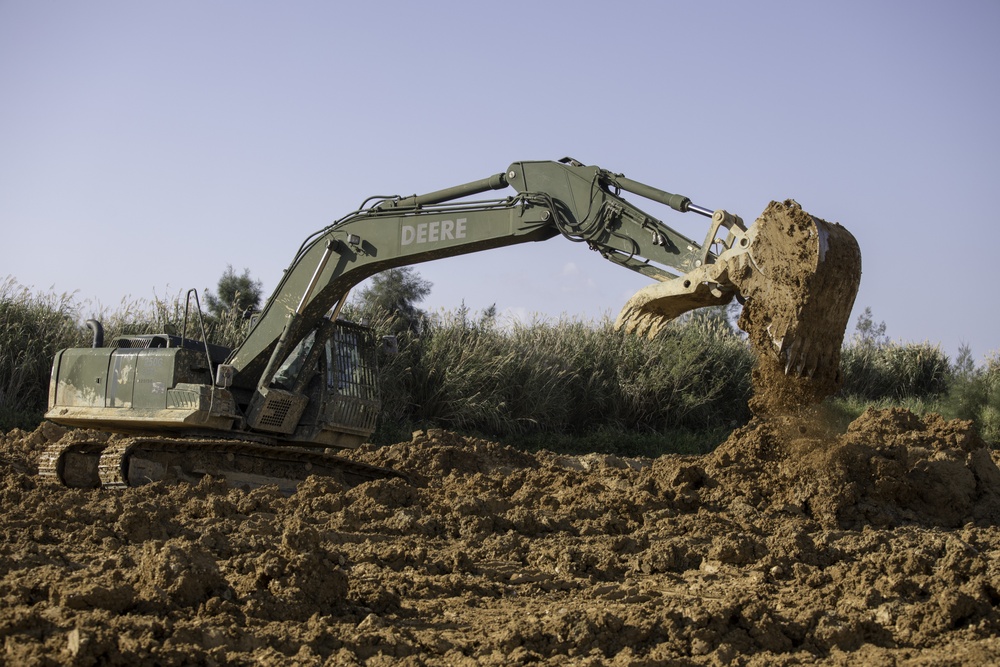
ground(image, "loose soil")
xmin=3 ymin=409 xmax=1000 ymax=665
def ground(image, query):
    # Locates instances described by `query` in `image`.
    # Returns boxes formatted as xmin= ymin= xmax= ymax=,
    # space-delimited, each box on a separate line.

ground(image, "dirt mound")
xmin=2 ymin=414 xmax=1000 ymax=665
xmin=699 ymin=408 xmax=1000 ymax=529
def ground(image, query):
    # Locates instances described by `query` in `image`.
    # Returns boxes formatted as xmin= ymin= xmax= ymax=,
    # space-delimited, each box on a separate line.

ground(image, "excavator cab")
xmin=259 ymin=320 xmax=381 ymax=447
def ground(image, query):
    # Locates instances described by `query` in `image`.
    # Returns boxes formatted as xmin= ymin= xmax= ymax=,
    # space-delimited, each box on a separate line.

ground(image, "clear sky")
xmin=2 ymin=1 xmax=998 ymax=361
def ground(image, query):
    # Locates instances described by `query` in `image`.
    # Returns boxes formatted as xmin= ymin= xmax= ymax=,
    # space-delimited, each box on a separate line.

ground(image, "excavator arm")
xmin=226 ymin=159 xmax=749 ymax=393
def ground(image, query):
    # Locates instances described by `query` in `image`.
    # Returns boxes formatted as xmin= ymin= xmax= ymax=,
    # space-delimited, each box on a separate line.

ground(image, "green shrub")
xmin=940 ymin=350 xmax=1000 ymax=446
xmin=840 ymin=340 xmax=949 ymax=400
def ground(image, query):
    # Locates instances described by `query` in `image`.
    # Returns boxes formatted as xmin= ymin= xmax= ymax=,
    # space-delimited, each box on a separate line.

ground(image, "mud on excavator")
xmin=41 ymin=158 xmax=861 ymax=492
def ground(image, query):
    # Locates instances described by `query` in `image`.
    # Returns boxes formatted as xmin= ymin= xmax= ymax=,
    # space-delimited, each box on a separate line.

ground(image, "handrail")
xmin=181 ymin=288 xmax=216 ymax=387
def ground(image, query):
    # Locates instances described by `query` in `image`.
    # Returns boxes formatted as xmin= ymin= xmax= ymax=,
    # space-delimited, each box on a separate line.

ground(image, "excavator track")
xmin=40 ymin=436 xmax=405 ymax=494
xmin=38 ymin=440 xmax=107 ymax=488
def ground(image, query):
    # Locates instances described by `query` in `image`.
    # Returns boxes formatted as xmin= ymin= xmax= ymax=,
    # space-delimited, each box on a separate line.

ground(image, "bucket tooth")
xmin=614 ymin=271 xmax=736 ymax=339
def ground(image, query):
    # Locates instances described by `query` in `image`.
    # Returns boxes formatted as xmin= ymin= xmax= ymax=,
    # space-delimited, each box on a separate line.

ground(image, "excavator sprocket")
xmin=38 ymin=435 xmax=405 ymax=494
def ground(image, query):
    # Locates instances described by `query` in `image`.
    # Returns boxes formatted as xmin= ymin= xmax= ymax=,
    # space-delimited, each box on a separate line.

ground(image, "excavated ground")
xmin=3 ymin=410 xmax=1000 ymax=666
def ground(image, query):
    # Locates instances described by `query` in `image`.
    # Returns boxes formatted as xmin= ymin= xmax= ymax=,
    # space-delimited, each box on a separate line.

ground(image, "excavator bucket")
xmin=733 ymin=201 xmax=861 ymax=376
xmin=616 ymin=200 xmax=861 ymax=396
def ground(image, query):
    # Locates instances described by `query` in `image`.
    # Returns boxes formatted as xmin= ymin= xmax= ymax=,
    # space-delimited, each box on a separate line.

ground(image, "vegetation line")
xmin=1 ymin=278 xmax=997 ymax=453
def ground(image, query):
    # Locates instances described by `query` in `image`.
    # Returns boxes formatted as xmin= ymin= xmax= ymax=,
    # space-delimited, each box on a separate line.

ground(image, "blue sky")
xmin=2 ymin=1 xmax=998 ymax=360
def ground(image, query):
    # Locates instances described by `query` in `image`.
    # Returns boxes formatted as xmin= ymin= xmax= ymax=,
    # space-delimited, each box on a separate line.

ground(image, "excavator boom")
xmin=223 ymin=159 xmax=722 ymax=389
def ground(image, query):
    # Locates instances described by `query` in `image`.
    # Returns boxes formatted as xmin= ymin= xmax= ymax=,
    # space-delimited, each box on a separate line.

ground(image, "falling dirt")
xmin=3 ymin=411 xmax=1000 ymax=666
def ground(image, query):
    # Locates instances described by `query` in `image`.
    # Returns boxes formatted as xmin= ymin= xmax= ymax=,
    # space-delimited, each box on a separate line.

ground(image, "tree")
xmin=852 ymin=306 xmax=888 ymax=348
xmin=453 ymin=300 xmax=497 ymax=330
xmin=355 ymin=267 xmax=432 ymax=332
xmin=480 ymin=303 xmax=498 ymax=327
xmin=204 ymin=265 xmax=263 ymax=318
xmin=953 ymin=343 xmax=978 ymax=380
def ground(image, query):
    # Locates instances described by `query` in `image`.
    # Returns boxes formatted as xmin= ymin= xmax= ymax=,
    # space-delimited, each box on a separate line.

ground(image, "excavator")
xmin=40 ymin=158 xmax=861 ymax=492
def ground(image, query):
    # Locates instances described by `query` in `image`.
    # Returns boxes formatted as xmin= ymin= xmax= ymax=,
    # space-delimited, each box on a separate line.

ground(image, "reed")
xmin=3 ymin=279 xmax=995 ymax=449
xmin=368 ymin=311 xmax=753 ymax=442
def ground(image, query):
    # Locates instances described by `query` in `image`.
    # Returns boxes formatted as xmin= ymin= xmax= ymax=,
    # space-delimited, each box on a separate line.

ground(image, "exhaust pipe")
xmin=86 ymin=319 xmax=104 ymax=348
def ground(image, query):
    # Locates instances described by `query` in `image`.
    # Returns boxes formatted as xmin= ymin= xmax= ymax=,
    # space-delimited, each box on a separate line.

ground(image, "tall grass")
xmin=95 ymin=289 xmax=251 ymax=350
xmin=840 ymin=340 xmax=950 ymax=400
xmin=0 ymin=279 xmax=251 ymax=431
xmin=980 ymin=355 xmax=1000 ymax=443
xmin=3 ymin=278 xmax=997 ymax=450
xmin=367 ymin=311 xmax=753 ymax=442
xmin=0 ymin=279 xmax=89 ymax=429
